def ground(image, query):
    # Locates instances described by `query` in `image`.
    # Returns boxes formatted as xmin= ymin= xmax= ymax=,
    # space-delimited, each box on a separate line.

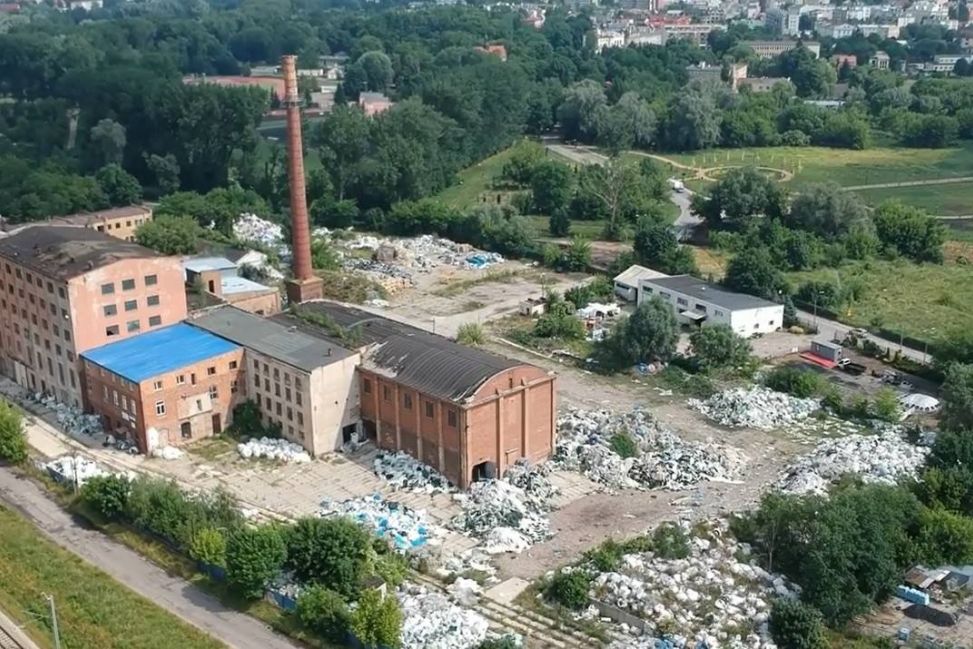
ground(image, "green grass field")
xmin=434 ymin=146 xmax=517 ymax=208
xmin=0 ymin=505 xmax=225 ymax=649
xmin=787 ymin=256 xmax=973 ymax=345
xmin=852 ymin=182 xmax=973 ymax=217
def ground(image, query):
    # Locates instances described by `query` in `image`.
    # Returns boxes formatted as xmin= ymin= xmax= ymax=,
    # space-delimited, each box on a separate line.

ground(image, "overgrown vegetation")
xmin=0 ymin=399 xmax=27 ymax=464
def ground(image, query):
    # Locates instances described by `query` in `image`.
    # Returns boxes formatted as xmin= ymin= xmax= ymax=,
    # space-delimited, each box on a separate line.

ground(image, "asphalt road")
xmin=796 ymin=308 xmax=927 ymax=363
xmin=0 ymin=468 xmax=301 ymax=649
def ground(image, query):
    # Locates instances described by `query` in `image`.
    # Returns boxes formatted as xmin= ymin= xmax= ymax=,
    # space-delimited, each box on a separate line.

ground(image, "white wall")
xmin=637 ymin=279 xmax=783 ymax=337
xmin=309 ymin=354 xmax=362 ymax=455
xmin=729 ymin=305 xmax=784 ymax=337
xmin=614 ymin=282 xmax=638 ymax=302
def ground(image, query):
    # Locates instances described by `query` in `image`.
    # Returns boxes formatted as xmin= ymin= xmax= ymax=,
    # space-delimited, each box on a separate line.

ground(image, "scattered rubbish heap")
xmin=36 ymin=394 xmax=103 ymax=437
xmin=555 ymin=409 xmax=744 ymax=491
xmin=237 ymin=437 xmax=311 ymax=463
xmin=233 ymin=213 xmax=285 ymax=249
xmin=778 ymin=428 xmax=929 ymax=496
xmin=398 ymin=584 xmax=491 ymax=649
xmin=373 ymin=450 xmax=456 ymax=495
xmin=319 ymin=493 xmax=438 ymax=552
xmin=689 ymin=387 xmax=819 ymax=430
xmin=43 ymin=455 xmax=111 ymax=487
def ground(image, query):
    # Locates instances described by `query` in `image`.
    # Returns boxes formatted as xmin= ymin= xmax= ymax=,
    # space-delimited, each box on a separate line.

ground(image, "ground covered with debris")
xmin=398 ymin=583 xmax=491 ymax=649
xmin=237 ymin=437 xmax=311 ymax=463
xmin=777 ymin=427 xmax=929 ymax=495
xmin=373 ymin=451 xmax=455 ymax=495
xmin=583 ymin=521 xmax=797 ymax=649
xmin=319 ymin=493 xmax=440 ymax=552
xmin=554 ymin=408 xmax=745 ymax=491
xmin=689 ymin=387 xmax=819 ymax=430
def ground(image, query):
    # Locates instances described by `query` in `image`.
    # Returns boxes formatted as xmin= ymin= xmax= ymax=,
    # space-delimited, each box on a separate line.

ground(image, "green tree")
xmin=659 ymin=88 xmax=723 ymax=151
xmin=357 ymin=51 xmax=394 ymax=93
xmin=549 ymin=208 xmax=571 ymax=237
xmin=917 ymin=507 xmax=973 ymax=566
xmin=689 ymin=325 xmax=752 ymax=372
xmin=941 ymin=363 xmax=973 ymax=432
xmin=144 ymin=153 xmax=181 ymax=196
xmin=350 ymin=589 xmax=402 ymax=649
xmin=310 ymin=239 xmax=341 ymax=270
xmin=135 ymin=216 xmax=203 ymax=255
xmin=576 ymin=157 xmax=654 ymax=240
xmin=768 ymin=599 xmax=827 ymax=649
xmin=633 ymin=218 xmax=697 ymax=275
xmin=872 ymin=201 xmax=946 ymax=263
xmin=534 ymin=298 xmax=586 ymax=340
xmin=723 ymin=247 xmax=785 ymax=299
xmin=784 ymin=183 xmax=871 ymax=240
xmin=557 ymin=79 xmax=606 ymax=142
xmin=562 ymin=236 xmax=591 ymax=271
xmin=763 ymin=366 xmax=824 ymax=398
xmin=285 ymin=517 xmax=371 ymax=599
xmin=501 ymin=140 xmax=545 ymax=185
xmin=89 ymin=118 xmax=126 ymax=167
xmin=0 ymin=399 xmax=27 ymax=464
xmin=81 ymin=474 xmax=131 ymax=520
xmin=872 ymin=387 xmax=902 ymax=422
xmin=95 ymin=164 xmax=142 ymax=206
xmin=297 ymin=586 xmax=350 ymax=642
xmin=692 ymin=167 xmax=787 ymax=229
xmin=190 ymin=527 xmax=228 ymax=568
xmin=310 ymin=198 xmax=359 ymax=228
xmin=595 ymin=297 xmax=678 ymax=369
xmin=530 ymin=160 xmax=574 ymax=215
xmin=226 ymin=525 xmax=287 ymax=599
xmin=312 ymin=106 xmax=371 ymax=201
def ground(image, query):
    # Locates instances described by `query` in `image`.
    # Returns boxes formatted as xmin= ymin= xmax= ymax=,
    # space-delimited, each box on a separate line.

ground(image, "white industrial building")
xmin=637 ymin=275 xmax=784 ymax=338
xmin=613 ymin=264 xmax=669 ymax=302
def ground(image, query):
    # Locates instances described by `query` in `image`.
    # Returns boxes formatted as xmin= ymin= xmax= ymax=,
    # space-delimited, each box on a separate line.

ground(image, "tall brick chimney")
xmin=282 ymin=54 xmax=324 ymax=305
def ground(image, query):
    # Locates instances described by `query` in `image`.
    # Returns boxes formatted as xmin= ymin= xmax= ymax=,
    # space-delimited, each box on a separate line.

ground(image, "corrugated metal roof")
xmin=81 ymin=323 xmax=239 ymax=383
xmin=643 ymin=275 xmax=781 ymax=311
xmin=613 ymin=264 xmax=669 ymax=287
xmin=275 ymin=302 xmax=521 ymax=402
xmin=191 ymin=306 xmax=354 ymax=372
xmin=183 ymin=256 xmax=236 ymax=273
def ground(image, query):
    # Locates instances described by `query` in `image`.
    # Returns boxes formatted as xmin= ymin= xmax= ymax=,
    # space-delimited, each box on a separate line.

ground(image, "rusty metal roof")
xmin=0 ymin=226 xmax=160 ymax=280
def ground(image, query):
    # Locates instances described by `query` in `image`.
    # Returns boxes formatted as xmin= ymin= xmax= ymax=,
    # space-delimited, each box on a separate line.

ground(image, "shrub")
xmin=81 ymin=474 xmax=131 ymax=520
xmin=542 ymin=243 xmax=562 ymax=268
xmin=533 ymin=299 xmax=586 ymax=340
xmin=543 ymin=570 xmax=591 ymax=609
xmin=585 ymin=538 xmax=624 ymax=572
xmin=297 ymin=586 xmax=350 ymax=642
xmin=456 ymin=322 xmax=486 ymax=346
xmin=478 ymin=636 xmax=521 ymax=649
xmin=873 ymin=387 xmax=902 ymax=422
xmin=190 ymin=527 xmax=228 ymax=568
xmin=609 ymin=430 xmax=638 ymax=459
xmin=285 ymin=517 xmax=371 ymax=600
xmin=768 ymin=599 xmax=827 ymax=649
xmin=763 ymin=366 xmax=824 ymax=399
xmin=0 ymin=400 xmax=27 ymax=464
xmin=225 ymin=525 xmax=287 ymax=599
xmin=350 ymin=589 xmax=403 ymax=649
xmin=652 ymin=523 xmax=690 ymax=560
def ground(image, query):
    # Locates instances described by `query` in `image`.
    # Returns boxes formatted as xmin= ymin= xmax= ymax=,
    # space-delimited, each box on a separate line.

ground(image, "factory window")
xmin=25 ymin=272 xmax=31 ymax=283
xmin=383 ymin=385 xmax=390 ymax=401
xmin=124 ymin=299 xmax=137 ymax=312
xmin=44 ymin=339 xmax=50 ymax=351
xmin=49 ymin=303 xmax=56 ymax=316
xmin=176 ymin=374 xmax=185 ymax=385
xmin=35 ymin=277 xmax=41 ymax=288
xmin=231 ymin=380 xmax=238 ymax=394
xmin=103 ymin=385 xmax=108 ymax=399
xmin=121 ymin=395 xmax=127 ymax=410
xmin=447 ymin=409 xmax=457 ymax=428
xmin=284 ymin=374 xmax=291 ymax=386
xmin=229 ymin=361 xmax=237 ymax=370
xmin=190 ymin=372 xmax=196 ymax=385
xmin=264 ymin=378 xmax=270 ymax=391
xmin=768 ymin=320 xmax=775 ymax=326
xmin=676 ymin=297 xmax=688 ymax=307
xmin=126 ymin=320 xmax=140 ymax=333
xmin=147 ymin=295 xmax=160 ymax=307
xmin=63 ymin=329 xmax=71 ymax=342
xmin=403 ymin=393 xmax=413 ymax=410
xmin=207 ymin=366 xmax=216 ymax=376
xmin=121 ymin=279 xmax=135 ymax=291
xmin=14 ymin=269 xmax=20 ymax=279
xmin=273 ymin=368 xmax=279 ymax=380
xmin=275 ymin=402 xmax=282 ymax=416
xmin=285 ymin=387 xmax=291 ymax=401
xmin=58 ymin=287 xmax=65 ymax=299
xmin=112 ymin=390 xmax=119 ymax=405
xmin=286 ymin=407 xmax=292 ymax=421
xmin=715 ymin=310 xmax=724 ymax=317
xmin=155 ymin=400 xmax=166 ymax=415
xmin=101 ymin=283 xmax=114 ymax=295
xmin=28 ymin=293 xmax=34 ymax=304
xmin=209 ymin=386 xmax=218 ymax=400
xmin=55 ymin=344 xmax=61 ymax=357
xmin=275 ymin=383 xmax=280 ymax=397
xmin=105 ymin=325 xmax=119 ymax=337
xmin=46 ymin=281 xmax=52 ymax=294
xmin=264 ymin=397 xmax=271 ymax=409
xmin=67 ymin=351 xmax=74 ymax=362
xmin=129 ymin=399 xmax=136 ymax=415
xmin=660 ymin=292 xmax=670 ymax=300
xmin=294 ymin=377 xmax=302 ymax=390
xmin=148 ymin=316 xmax=161 ymax=327
xmin=144 ymin=274 xmax=157 ymax=286
xmin=296 ymin=392 xmax=302 ymax=406
xmin=153 ymin=380 xmax=163 ymax=391
xmin=263 ymin=363 xmax=269 ymax=375
xmin=696 ymin=304 xmax=707 ymax=313
xmin=253 ymin=374 xmax=260 ymax=388
xmin=425 ymin=401 xmax=434 ymax=418
xmin=297 ymin=412 xmax=303 ymax=426
xmin=363 ymin=379 xmax=371 ymax=394
xmin=252 ymin=359 xmax=259 ymax=370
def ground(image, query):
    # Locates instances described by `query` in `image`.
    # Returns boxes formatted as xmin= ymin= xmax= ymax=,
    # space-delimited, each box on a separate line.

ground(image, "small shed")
xmin=519 ymin=297 xmax=546 ymax=317
xmin=810 ymin=339 xmax=843 ymax=363
xmin=613 ymin=264 xmax=668 ymax=302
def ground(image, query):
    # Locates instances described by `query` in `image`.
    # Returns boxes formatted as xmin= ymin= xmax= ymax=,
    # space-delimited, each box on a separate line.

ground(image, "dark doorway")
xmin=362 ymin=420 xmax=377 ymax=442
xmin=207 ymin=280 xmax=215 ymax=293
xmin=212 ymin=414 xmax=222 ymax=435
xmin=180 ymin=421 xmax=192 ymax=439
xmin=472 ymin=461 xmax=496 ymax=482
xmin=342 ymin=423 xmax=357 ymax=444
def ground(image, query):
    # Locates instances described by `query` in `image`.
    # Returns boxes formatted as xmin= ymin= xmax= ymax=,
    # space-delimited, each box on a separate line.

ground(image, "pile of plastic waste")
xmin=237 ymin=437 xmax=311 ymax=463
xmin=778 ymin=429 xmax=929 ymax=496
xmin=340 ymin=233 xmax=504 ymax=271
xmin=151 ymin=446 xmax=185 ymax=461
xmin=397 ymin=584 xmax=490 ymax=649
xmin=554 ymin=409 xmax=744 ymax=491
xmin=589 ymin=521 xmax=796 ymax=649
xmin=689 ymin=387 xmax=819 ymax=430
xmin=37 ymin=395 xmax=103 ymax=437
xmin=319 ymin=493 xmax=440 ymax=552
xmin=232 ymin=213 xmax=284 ymax=248
xmin=43 ymin=455 xmax=110 ymax=487
xmin=373 ymin=451 xmax=455 ymax=495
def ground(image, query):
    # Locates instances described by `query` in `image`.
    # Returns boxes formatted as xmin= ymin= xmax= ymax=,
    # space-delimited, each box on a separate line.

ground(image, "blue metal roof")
xmin=81 ymin=323 xmax=239 ymax=383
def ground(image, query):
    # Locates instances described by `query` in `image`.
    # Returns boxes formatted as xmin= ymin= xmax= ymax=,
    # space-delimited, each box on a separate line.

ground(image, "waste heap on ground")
xmin=689 ymin=387 xmax=819 ymax=430
xmin=555 ymin=408 xmax=744 ymax=491
xmin=373 ymin=451 xmax=455 ymax=495
xmin=319 ymin=493 xmax=440 ymax=552
xmin=397 ymin=583 xmax=490 ymax=649
xmin=43 ymin=455 xmax=110 ymax=487
xmin=237 ymin=437 xmax=311 ymax=463
xmin=232 ymin=213 xmax=285 ymax=249
xmin=778 ymin=428 xmax=929 ymax=496
xmin=589 ymin=520 xmax=795 ymax=649
xmin=37 ymin=394 xmax=103 ymax=437
xmin=450 ymin=460 xmax=557 ymax=554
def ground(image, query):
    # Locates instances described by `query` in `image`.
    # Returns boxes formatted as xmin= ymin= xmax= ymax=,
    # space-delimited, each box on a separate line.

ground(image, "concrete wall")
xmin=224 ymin=289 xmax=281 ymax=316
xmin=729 ymin=305 xmax=784 ymax=337
xmin=308 ymin=354 xmax=361 ymax=455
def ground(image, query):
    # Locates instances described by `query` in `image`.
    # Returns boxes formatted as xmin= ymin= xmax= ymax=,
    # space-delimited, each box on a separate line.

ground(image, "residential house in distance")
xmin=746 ymin=40 xmax=821 ymax=59
xmin=358 ymin=92 xmax=393 ymax=117
xmin=3 ymin=205 xmax=154 ymax=242
xmin=870 ymin=51 xmax=891 ymax=69
xmin=278 ymin=302 xmax=558 ymax=488
xmin=637 ymin=275 xmax=784 ymax=337
xmin=738 ymin=77 xmax=792 ymax=93
xmin=189 ymin=306 xmax=362 ymax=455
xmin=183 ymin=256 xmax=280 ymax=315
xmin=831 ymin=53 xmax=858 ymax=69
xmin=0 ymin=226 xmax=187 ymax=407
xmin=474 ymin=43 xmax=508 ymax=61
xmin=81 ymin=323 xmax=244 ymax=451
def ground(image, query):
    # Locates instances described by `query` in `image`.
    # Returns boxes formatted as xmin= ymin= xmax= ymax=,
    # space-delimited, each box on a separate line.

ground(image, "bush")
xmin=456 ymin=322 xmax=486 ymax=346
xmin=543 ymin=570 xmax=591 ymax=609
xmin=189 ymin=527 xmax=228 ymax=568
xmin=80 ymin=474 xmax=131 ymax=520
xmin=533 ymin=299 xmax=585 ymax=340
xmin=652 ymin=523 xmax=690 ymax=560
xmin=0 ymin=400 xmax=27 ymax=464
xmin=297 ymin=586 xmax=350 ymax=642
xmin=541 ymin=243 xmax=562 ymax=269
xmin=350 ymin=589 xmax=403 ymax=649
xmin=763 ymin=366 xmax=824 ymax=399
xmin=689 ymin=325 xmax=752 ymax=372
xmin=872 ymin=387 xmax=902 ymax=422
xmin=609 ymin=430 xmax=638 ymax=459
xmin=768 ymin=599 xmax=827 ymax=649
xmin=585 ymin=538 xmax=624 ymax=572
xmin=225 ymin=525 xmax=287 ymax=599
xmin=477 ymin=636 xmax=520 ymax=649
xmin=285 ymin=517 xmax=371 ymax=600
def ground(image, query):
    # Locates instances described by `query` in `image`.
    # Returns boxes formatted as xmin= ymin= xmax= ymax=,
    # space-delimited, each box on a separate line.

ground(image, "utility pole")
xmin=44 ymin=594 xmax=61 ymax=649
